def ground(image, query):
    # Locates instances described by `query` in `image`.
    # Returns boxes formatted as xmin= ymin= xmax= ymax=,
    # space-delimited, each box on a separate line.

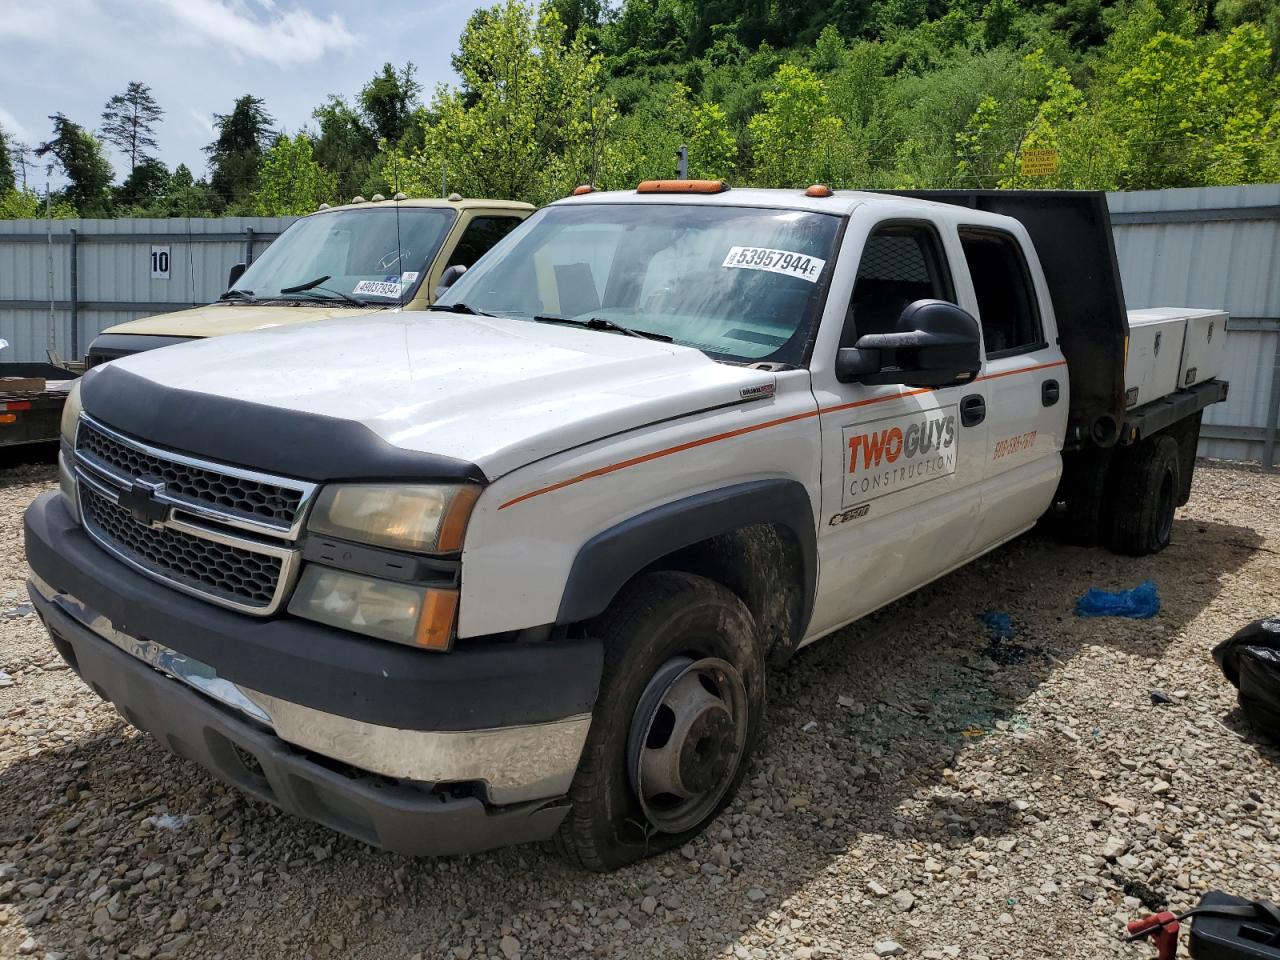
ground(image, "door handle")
xmin=1042 ymin=379 xmax=1060 ymax=406
xmin=960 ymin=394 xmax=986 ymax=427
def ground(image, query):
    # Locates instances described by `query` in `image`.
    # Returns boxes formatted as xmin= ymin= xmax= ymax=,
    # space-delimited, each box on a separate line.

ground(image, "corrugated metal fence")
xmin=1108 ymin=184 xmax=1280 ymax=467
xmin=0 ymin=216 xmax=296 ymax=361
xmin=0 ymin=188 xmax=1277 ymax=463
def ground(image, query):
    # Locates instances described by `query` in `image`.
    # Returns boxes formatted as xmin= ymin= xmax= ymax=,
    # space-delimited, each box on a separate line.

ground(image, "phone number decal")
xmin=722 ymin=246 xmax=826 ymax=283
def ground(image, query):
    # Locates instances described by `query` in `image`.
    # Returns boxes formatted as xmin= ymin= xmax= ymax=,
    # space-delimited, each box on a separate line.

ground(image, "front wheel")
xmin=551 ymin=571 xmax=764 ymax=871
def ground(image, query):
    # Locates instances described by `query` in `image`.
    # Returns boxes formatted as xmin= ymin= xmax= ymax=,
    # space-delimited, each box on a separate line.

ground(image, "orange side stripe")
xmin=497 ymin=360 xmax=1066 ymax=510
xmin=498 ymin=409 xmax=820 ymax=510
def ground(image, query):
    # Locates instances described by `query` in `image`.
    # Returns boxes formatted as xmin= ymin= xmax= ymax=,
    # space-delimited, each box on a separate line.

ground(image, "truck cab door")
xmin=954 ymin=226 xmax=1069 ymax=553
xmin=807 ymin=219 xmax=990 ymax=639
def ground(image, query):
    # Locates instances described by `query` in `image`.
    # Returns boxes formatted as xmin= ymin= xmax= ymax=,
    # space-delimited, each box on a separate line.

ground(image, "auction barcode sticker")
xmin=722 ymin=246 xmax=826 ymax=283
xmin=353 ymin=279 xmax=403 ymax=297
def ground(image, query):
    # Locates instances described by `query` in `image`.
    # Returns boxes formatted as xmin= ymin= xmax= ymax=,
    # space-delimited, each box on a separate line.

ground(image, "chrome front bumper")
xmin=31 ymin=574 xmax=590 ymax=805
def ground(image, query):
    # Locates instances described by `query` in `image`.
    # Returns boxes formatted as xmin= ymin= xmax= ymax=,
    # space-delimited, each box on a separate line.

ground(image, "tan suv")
xmin=85 ymin=196 xmax=534 ymax=365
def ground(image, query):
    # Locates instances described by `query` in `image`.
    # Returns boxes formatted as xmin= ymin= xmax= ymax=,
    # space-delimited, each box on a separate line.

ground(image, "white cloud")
xmin=0 ymin=106 xmax=34 ymax=145
xmin=0 ymin=0 xmax=51 ymax=41
xmin=152 ymin=0 xmax=361 ymax=67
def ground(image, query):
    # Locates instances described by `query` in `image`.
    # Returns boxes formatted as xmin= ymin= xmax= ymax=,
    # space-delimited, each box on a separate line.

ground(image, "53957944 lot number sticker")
xmin=722 ymin=246 xmax=826 ymax=283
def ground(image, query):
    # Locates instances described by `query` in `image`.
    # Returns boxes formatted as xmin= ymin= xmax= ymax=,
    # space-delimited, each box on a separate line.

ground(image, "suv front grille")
xmin=80 ymin=484 xmax=284 ymax=609
xmin=72 ymin=416 xmax=313 ymax=615
xmin=77 ymin=420 xmax=304 ymax=529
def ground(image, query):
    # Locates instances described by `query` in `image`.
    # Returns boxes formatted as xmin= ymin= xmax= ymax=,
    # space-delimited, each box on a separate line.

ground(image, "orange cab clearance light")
xmin=805 ymin=184 xmax=833 ymax=197
xmin=636 ymin=179 xmax=727 ymax=194
xmin=572 ymin=184 xmax=595 ymax=196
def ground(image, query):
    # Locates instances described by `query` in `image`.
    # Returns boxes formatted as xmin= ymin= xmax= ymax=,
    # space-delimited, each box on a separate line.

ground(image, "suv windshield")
xmin=436 ymin=203 xmax=841 ymax=365
xmin=231 ymin=207 xmax=456 ymax=305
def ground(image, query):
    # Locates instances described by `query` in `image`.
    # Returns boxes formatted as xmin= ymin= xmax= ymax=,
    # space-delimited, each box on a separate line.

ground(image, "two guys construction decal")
xmin=841 ymin=405 xmax=958 ymax=508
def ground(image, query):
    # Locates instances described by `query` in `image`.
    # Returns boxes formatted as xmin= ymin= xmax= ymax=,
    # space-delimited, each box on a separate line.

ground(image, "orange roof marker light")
xmin=805 ymin=184 xmax=834 ymax=198
xmin=636 ymin=179 xmax=728 ymax=194
xmin=572 ymin=184 xmax=596 ymax=196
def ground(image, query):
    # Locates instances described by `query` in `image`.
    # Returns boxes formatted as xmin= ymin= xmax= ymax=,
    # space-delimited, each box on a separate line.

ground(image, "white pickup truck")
xmin=25 ymin=184 xmax=1227 ymax=871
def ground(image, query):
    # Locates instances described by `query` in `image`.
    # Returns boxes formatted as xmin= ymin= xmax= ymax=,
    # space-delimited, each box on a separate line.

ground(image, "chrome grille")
xmin=80 ymin=484 xmax=283 ymax=609
xmin=72 ymin=416 xmax=312 ymax=615
xmin=76 ymin=419 xmax=305 ymax=530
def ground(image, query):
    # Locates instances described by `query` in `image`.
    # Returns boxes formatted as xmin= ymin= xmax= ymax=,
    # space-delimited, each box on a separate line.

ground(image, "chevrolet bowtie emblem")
xmin=118 ymin=477 xmax=168 ymax=526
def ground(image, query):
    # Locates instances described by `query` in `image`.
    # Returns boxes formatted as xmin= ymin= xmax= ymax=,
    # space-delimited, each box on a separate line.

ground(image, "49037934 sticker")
xmin=841 ymin=405 xmax=958 ymax=508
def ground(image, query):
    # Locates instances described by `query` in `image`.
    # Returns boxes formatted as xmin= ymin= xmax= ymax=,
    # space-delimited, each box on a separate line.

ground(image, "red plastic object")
xmin=1128 ymin=912 xmax=1181 ymax=960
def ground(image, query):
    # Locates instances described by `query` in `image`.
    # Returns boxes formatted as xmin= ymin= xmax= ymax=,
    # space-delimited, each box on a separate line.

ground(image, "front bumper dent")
xmin=24 ymin=491 xmax=602 ymax=856
xmin=34 ymin=582 xmax=571 ymax=855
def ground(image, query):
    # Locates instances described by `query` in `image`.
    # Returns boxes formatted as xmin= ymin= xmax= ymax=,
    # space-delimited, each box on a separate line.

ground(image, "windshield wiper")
xmin=218 ymin=289 xmax=257 ymax=302
xmin=531 ymin=314 xmax=673 ymax=343
xmin=429 ymin=302 xmax=498 ymax=317
xmin=277 ymin=275 xmax=369 ymax=307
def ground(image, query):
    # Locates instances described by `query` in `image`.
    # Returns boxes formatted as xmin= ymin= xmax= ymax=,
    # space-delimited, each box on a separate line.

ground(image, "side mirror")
xmin=433 ymin=264 xmax=467 ymax=300
xmin=227 ymin=262 xmax=247 ymax=289
xmin=835 ymin=300 xmax=981 ymax=387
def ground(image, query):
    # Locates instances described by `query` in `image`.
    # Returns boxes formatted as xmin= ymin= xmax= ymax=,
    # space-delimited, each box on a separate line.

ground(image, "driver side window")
xmin=841 ymin=223 xmax=954 ymax=347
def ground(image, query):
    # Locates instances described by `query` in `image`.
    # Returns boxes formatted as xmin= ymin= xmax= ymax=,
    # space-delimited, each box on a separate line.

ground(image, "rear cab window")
xmin=957 ymin=228 xmax=1046 ymax=358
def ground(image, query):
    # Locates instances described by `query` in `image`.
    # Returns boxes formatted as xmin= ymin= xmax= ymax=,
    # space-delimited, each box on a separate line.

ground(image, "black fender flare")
xmin=555 ymin=479 xmax=817 ymax=636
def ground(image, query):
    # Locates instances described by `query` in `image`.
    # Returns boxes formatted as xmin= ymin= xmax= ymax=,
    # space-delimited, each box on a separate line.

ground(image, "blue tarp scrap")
xmin=980 ymin=611 xmax=1015 ymax=638
xmin=1075 ymin=580 xmax=1161 ymax=619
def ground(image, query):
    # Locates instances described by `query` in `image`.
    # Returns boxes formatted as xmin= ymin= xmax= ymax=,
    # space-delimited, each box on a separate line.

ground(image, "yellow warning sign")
xmin=1020 ymin=149 xmax=1059 ymax=176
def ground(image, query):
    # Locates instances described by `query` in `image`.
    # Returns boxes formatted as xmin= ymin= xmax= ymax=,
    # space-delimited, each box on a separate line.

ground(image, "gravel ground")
xmin=2 ymin=458 xmax=1279 ymax=960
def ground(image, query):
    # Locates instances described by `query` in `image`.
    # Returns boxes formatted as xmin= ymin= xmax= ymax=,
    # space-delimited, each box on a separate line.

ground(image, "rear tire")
xmin=1109 ymin=434 xmax=1181 ymax=556
xmin=551 ymin=571 xmax=764 ymax=872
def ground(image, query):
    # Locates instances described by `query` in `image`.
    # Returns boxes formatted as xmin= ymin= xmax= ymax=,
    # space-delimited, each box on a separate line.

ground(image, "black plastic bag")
xmin=1213 ymin=617 xmax=1280 ymax=741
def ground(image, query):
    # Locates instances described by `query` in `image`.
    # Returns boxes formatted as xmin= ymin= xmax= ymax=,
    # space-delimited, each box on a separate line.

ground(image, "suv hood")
xmin=102 ymin=312 xmax=780 ymax=479
xmin=101 ymin=302 xmax=387 ymax=338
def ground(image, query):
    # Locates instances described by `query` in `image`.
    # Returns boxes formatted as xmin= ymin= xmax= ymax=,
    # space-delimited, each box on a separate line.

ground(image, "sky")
xmin=0 ymin=0 xmax=487 ymax=188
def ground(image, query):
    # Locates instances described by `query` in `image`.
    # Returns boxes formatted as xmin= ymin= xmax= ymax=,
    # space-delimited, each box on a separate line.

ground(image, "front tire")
xmin=552 ymin=571 xmax=764 ymax=871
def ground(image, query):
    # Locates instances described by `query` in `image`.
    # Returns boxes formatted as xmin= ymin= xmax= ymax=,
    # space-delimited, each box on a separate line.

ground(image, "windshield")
xmin=436 ymin=203 xmax=842 ymax=364
xmin=232 ymin=206 xmax=456 ymax=304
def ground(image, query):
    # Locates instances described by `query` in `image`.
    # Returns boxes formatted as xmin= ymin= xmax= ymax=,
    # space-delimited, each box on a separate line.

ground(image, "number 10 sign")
xmin=150 ymin=245 xmax=171 ymax=279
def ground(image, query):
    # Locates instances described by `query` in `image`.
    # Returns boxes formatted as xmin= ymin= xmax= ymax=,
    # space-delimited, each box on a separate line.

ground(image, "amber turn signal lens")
xmin=416 ymin=588 xmax=459 ymax=651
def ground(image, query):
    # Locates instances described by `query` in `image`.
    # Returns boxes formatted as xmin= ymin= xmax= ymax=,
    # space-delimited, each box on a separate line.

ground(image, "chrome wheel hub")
xmin=628 ymin=656 xmax=748 ymax=834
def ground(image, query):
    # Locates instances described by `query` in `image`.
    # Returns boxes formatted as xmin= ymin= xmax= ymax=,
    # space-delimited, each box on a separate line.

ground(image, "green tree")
xmin=312 ymin=95 xmax=378 ymax=200
xmin=0 ymin=124 xmax=13 ymax=193
xmin=251 ymin=133 xmax=337 ymax=215
xmin=100 ymin=81 xmax=164 ymax=173
xmin=1185 ymin=24 xmax=1278 ymax=184
xmin=0 ymin=188 xmax=76 ymax=220
xmin=748 ymin=64 xmax=846 ymax=186
xmin=360 ymin=63 xmax=422 ymax=146
xmin=144 ymin=163 xmax=223 ymax=217
xmin=402 ymin=1 xmax=611 ymax=203
xmin=116 ymin=157 xmax=171 ymax=208
xmin=206 ymin=95 xmax=275 ymax=207
xmin=35 ymin=113 xmax=114 ymax=216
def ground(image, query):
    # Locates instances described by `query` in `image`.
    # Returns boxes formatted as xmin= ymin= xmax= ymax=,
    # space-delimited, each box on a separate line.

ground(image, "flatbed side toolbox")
xmin=1125 ymin=311 xmax=1186 ymax=409
xmin=1179 ymin=308 xmax=1228 ymax=389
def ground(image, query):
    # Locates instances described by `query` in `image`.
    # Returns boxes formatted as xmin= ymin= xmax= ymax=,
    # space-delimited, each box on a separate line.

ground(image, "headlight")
xmin=287 ymin=566 xmax=458 ymax=650
xmin=307 ymin=484 xmax=480 ymax=553
xmin=60 ymin=380 xmax=82 ymax=445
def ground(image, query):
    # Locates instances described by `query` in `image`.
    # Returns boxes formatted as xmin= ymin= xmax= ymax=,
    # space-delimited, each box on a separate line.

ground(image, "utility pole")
xmin=45 ymin=174 xmax=55 ymax=353
xmin=676 ymin=145 xmax=689 ymax=180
